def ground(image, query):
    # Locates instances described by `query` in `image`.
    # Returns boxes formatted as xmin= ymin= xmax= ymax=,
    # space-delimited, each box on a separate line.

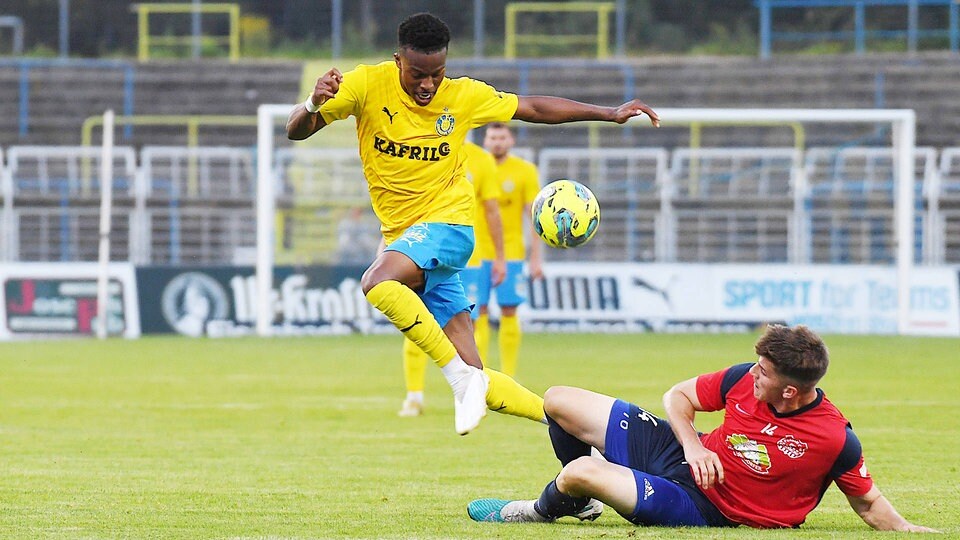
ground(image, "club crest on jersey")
xmin=727 ymin=433 xmax=771 ymax=474
xmin=777 ymin=435 xmax=808 ymax=459
xmin=435 ymin=113 xmax=455 ymax=136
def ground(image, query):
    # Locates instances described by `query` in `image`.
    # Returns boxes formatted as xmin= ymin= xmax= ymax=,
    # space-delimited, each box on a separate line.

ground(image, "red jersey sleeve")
xmin=695 ymin=363 xmax=753 ymax=412
xmin=832 ymin=426 xmax=874 ymax=497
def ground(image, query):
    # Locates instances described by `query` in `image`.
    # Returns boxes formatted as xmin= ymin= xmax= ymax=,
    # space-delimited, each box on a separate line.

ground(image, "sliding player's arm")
xmin=663 ymin=377 xmax=724 ymax=490
xmin=846 ymin=487 xmax=937 ymax=532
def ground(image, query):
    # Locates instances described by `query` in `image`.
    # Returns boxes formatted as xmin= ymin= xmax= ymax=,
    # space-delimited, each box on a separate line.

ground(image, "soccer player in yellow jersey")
xmin=398 ymin=141 xmax=505 ymax=417
xmin=474 ymin=122 xmax=543 ymax=378
xmin=286 ymin=13 xmax=659 ymax=435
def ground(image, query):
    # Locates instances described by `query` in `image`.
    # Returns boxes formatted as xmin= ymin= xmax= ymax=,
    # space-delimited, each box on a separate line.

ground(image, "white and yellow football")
xmin=531 ymin=179 xmax=601 ymax=248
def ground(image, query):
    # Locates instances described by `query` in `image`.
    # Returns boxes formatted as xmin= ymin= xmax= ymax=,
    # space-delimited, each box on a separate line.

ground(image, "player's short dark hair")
xmin=487 ymin=122 xmax=512 ymax=132
xmin=398 ymin=13 xmax=450 ymax=54
xmin=755 ymin=324 xmax=828 ymax=388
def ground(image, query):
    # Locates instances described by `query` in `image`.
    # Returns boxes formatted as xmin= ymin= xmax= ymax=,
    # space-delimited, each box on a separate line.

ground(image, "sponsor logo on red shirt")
xmin=727 ymin=433 xmax=771 ymax=474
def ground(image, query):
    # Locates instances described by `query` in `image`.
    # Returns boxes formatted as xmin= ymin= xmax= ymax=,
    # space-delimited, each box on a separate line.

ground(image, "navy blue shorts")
xmin=603 ymin=400 xmax=731 ymax=527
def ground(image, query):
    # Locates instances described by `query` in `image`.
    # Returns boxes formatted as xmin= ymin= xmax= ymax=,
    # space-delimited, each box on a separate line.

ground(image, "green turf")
xmin=0 ymin=333 xmax=956 ymax=538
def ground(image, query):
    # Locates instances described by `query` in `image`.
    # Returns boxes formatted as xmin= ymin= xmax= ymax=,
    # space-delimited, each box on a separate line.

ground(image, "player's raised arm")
xmin=286 ymin=68 xmax=343 ymax=140
xmin=845 ymin=486 xmax=938 ymax=532
xmin=513 ymin=96 xmax=659 ymax=127
xmin=662 ymin=376 xmax=724 ymax=490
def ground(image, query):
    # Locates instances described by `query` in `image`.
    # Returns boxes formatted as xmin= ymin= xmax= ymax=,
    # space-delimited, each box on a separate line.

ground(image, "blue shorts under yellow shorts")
xmin=460 ymin=260 xmax=527 ymax=320
xmin=384 ymin=223 xmax=474 ymax=328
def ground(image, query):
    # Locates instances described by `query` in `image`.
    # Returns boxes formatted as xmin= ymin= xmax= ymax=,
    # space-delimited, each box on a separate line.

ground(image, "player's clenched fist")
xmin=310 ymin=68 xmax=343 ymax=108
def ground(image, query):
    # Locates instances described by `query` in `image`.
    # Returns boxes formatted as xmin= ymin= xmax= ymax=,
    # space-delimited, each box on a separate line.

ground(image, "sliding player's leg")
xmin=470 ymin=387 xmax=709 ymax=526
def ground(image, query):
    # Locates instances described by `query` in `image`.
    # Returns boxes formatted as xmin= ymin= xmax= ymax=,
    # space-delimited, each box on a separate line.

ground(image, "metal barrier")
xmin=505 ymin=2 xmax=616 ymax=59
xmin=0 ymin=16 xmax=24 ymax=55
xmin=131 ymin=2 xmax=240 ymax=61
xmin=754 ymin=0 xmax=960 ymax=58
xmin=803 ymin=146 xmax=938 ymax=263
xmin=5 ymin=145 xmax=138 ymax=261
xmin=932 ymin=147 xmax=960 ymax=263
xmin=139 ymin=146 xmax=256 ymax=264
xmin=272 ymin=148 xmax=373 ymax=264
xmin=81 ymin=114 xmax=257 ymax=148
xmin=0 ymin=144 xmax=956 ymax=265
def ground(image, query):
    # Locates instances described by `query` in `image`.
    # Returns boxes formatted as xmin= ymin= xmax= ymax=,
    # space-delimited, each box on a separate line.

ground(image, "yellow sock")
xmin=402 ymin=338 xmax=428 ymax=393
xmin=366 ymin=281 xmax=456 ymax=366
xmin=474 ymin=313 xmax=490 ymax=362
xmin=484 ymin=367 xmax=545 ymax=423
xmin=499 ymin=314 xmax=521 ymax=377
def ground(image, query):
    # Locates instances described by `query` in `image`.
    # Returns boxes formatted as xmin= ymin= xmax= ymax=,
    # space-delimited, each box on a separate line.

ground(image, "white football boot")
xmin=454 ymin=367 xmax=488 ymax=435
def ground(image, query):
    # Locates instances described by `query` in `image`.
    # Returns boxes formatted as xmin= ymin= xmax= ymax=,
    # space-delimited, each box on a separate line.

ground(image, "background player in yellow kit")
xmin=398 ymin=142 xmax=505 ymax=417
xmin=286 ymin=12 xmax=659 ymax=435
xmin=474 ymin=122 xmax=543 ymax=378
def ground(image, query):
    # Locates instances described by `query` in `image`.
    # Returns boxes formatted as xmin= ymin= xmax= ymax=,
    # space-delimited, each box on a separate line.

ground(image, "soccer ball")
xmin=531 ymin=179 xmax=601 ymax=248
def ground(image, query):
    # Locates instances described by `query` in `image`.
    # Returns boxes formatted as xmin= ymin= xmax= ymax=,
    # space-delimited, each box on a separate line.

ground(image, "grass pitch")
xmin=0 ymin=333 xmax=957 ymax=538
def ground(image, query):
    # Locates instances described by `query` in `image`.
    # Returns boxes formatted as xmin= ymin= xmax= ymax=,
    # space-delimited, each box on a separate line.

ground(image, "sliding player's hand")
xmin=684 ymin=444 xmax=725 ymax=490
xmin=311 ymin=68 xmax=343 ymax=107
xmin=613 ymin=98 xmax=660 ymax=127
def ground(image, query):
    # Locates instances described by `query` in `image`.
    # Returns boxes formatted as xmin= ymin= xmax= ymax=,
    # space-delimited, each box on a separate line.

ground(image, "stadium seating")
xmin=3 ymin=53 xmax=960 ymax=148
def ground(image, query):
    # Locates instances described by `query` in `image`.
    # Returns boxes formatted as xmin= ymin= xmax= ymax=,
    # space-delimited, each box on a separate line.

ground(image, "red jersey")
xmin=695 ymin=363 xmax=873 ymax=528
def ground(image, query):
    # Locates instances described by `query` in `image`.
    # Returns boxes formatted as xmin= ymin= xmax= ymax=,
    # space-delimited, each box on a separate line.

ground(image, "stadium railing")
xmin=754 ymin=0 xmax=960 ymax=58
xmin=272 ymin=148 xmax=372 ymax=265
xmin=803 ymin=146 xmax=936 ymax=264
xmin=131 ymin=2 xmax=240 ymax=62
xmin=138 ymin=146 xmax=256 ymax=264
xmin=934 ymin=147 xmax=960 ymax=263
xmin=669 ymin=147 xmax=799 ymax=264
xmin=0 ymin=144 xmax=957 ymax=267
xmin=5 ymin=145 xmax=138 ymax=262
xmin=504 ymin=1 xmax=616 ymax=59
xmin=81 ymin=115 xmax=258 ymax=149
xmin=0 ymin=16 xmax=24 ymax=56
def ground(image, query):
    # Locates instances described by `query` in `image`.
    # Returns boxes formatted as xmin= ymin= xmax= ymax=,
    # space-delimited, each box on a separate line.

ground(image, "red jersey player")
xmin=468 ymin=324 xmax=935 ymax=532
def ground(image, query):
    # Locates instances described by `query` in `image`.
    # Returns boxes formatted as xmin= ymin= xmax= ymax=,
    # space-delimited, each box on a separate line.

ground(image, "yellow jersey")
xmin=462 ymin=142 xmax=500 ymax=266
xmin=318 ymin=61 xmax=519 ymax=243
xmin=495 ymin=155 xmax=540 ymax=260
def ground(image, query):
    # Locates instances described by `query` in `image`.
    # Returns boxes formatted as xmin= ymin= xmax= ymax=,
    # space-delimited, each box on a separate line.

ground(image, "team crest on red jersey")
xmin=777 ymin=435 xmax=808 ymax=459
xmin=727 ymin=433 xmax=771 ymax=474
